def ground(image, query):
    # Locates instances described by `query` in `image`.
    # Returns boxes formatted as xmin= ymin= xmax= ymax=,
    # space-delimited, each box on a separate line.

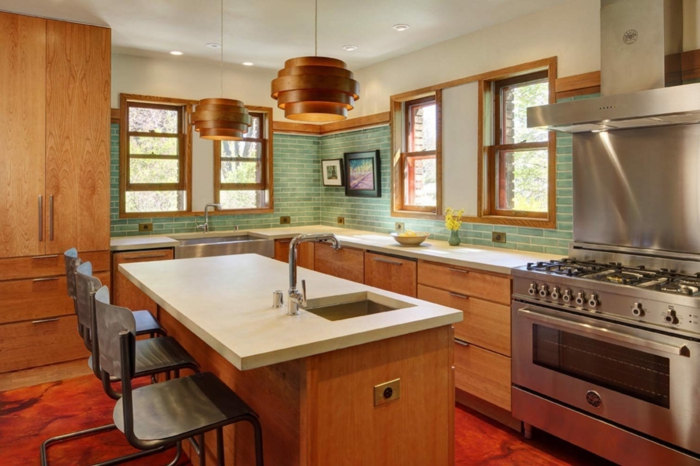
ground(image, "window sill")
xmin=477 ymin=215 xmax=556 ymax=229
xmin=391 ymin=209 xmax=440 ymax=220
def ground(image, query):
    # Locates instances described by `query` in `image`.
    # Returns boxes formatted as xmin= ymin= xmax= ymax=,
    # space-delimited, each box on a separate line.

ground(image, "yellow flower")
xmin=445 ymin=207 xmax=465 ymax=231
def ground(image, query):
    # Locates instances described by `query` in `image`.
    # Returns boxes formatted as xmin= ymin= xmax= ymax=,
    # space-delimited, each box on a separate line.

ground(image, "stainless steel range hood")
xmin=527 ymin=0 xmax=693 ymax=133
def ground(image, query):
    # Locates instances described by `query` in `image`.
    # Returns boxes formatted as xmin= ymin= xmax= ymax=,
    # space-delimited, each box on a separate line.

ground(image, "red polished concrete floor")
xmin=0 ymin=375 xmax=613 ymax=465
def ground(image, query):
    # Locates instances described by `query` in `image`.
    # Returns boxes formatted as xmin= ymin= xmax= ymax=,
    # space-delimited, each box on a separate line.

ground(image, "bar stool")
xmin=94 ymin=285 xmax=264 ymax=466
xmin=40 ymin=262 xmax=200 ymax=466
xmin=63 ymin=248 xmax=166 ymax=339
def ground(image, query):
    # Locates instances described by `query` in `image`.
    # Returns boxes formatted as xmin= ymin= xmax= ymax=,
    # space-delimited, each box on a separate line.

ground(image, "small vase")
xmin=448 ymin=230 xmax=461 ymax=246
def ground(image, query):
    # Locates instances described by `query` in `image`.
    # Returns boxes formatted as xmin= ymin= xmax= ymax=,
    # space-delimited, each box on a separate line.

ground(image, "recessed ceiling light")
xmin=169 ymin=50 xmax=183 ymax=56
xmin=392 ymin=24 xmax=410 ymax=32
xmin=206 ymin=42 xmax=221 ymax=49
xmin=242 ymin=62 xmax=254 ymax=66
xmin=342 ymin=45 xmax=358 ymax=52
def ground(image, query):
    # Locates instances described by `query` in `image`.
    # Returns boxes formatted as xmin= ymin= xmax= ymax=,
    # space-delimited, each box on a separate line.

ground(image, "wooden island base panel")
xmin=157 ymin=308 xmax=455 ymax=466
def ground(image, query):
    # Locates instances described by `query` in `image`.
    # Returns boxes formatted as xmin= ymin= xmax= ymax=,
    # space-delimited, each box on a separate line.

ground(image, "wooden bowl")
xmin=390 ymin=232 xmax=430 ymax=246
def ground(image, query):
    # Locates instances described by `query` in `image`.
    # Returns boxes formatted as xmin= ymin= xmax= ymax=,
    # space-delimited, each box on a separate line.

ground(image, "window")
xmin=214 ymin=107 xmax=273 ymax=212
xmin=485 ymin=70 xmax=554 ymax=219
xmin=119 ymin=94 xmax=194 ymax=216
xmin=394 ymin=94 xmax=441 ymax=214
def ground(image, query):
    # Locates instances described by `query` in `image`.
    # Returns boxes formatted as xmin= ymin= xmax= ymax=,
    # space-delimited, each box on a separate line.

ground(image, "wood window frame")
xmin=481 ymin=62 xmax=557 ymax=228
xmin=119 ymin=93 xmax=195 ymax=218
xmin=391 ymin=90 xmax=443 ymax=218
xmin=213 ymin=106 xmax=274 ymax=214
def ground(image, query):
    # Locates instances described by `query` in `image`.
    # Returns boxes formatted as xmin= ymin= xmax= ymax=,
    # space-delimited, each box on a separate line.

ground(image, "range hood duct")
xmin=527 ymin=0 xmax=695 ymax=133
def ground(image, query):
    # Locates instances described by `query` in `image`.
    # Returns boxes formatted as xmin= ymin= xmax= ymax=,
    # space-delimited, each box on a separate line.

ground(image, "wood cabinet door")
xmin=365 ymin=252 xmax=417 ymax=297
xmin=113 ymin=249 xmax=174 ymax=315
xmin=454 ymin=342 xmax=511 ymax=411
xmin=314 ymin=242 xmax=364 ymax=283
xmin=45 ymin=21 xmax=111 ymax=254
xmin=0 ymin=13 xmax=47 ymax=258
xmin=274 ymin=239 xmax=314 ymax=269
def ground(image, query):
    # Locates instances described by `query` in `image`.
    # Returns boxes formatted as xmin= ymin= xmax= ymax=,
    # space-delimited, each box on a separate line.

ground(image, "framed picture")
xmin=344 ymin=150 xmax=381 ymax=198
xmin=321 ymin=159 xmax=344 ymax=186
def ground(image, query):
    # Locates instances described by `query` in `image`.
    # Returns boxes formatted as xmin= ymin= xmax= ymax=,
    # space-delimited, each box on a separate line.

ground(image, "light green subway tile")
xmin=544 ymin=230 xmax=573 ymax=239
xmin=518 ymin=228 xmax=544 ymax=237
xmin=517 ymin=244 xmax=545 ymax=253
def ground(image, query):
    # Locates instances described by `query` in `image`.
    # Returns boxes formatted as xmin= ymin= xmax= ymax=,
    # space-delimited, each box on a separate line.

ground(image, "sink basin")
xmin=174 ymin=234 xmax=274 ymax=259
xmin=304 ymin=292 xmax=415 ymax=321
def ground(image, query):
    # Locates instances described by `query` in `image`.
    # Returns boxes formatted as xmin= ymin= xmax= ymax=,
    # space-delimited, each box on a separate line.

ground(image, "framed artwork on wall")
xmin=321 ymin=159 xmax=344 ymax=186
xmin=344 ymin=150 xmax=381 ymax=198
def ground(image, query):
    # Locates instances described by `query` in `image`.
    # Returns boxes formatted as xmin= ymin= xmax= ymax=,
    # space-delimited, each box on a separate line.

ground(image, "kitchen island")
xmin=120 ymin=253 xmax=462 ymax=465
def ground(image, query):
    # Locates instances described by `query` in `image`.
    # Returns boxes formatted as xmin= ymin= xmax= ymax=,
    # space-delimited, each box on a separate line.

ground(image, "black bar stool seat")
xmin=113 ymin=372 xmax=255 ymax=441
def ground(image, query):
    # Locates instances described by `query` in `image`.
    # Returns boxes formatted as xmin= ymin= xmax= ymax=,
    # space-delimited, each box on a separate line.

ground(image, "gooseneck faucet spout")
xmin=288 ymin=233 xmax=341 ymax=315
xmin=196 ymin=203 xmax=222 ymax=233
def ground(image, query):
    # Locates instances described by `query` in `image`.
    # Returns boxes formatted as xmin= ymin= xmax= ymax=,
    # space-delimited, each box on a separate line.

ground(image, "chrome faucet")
xmin=288 ymin=233 xmax=341 ymax=315
xmin=196 ymin=203 xmax=222 ymax=233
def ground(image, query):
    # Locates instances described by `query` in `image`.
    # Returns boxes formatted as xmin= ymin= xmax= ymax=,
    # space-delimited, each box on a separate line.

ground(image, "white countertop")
xmin=111 ymin=225 xmax=558 ymax=275
xmin=120 ymin=254 xmax=462 ymax=371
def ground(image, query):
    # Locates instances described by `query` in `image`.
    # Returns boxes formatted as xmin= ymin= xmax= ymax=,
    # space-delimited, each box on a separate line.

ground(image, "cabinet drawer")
xmin=417 ymin=285 xmax=510 ymax=356
xmin=0 ymin=272 xmax=109 ymax=325
xmin=314 ymin=243 xmax=364 ymax=283
xmin=0 ymin=315 xmax=89 ymax=373
xmin=365 ymin=252 xmax=417 ymax=297
xmin=113 ymin=249 xmax=173 ymax=315
xmin=454 ymin=342 xmax=511 ymax=411
xmin=274 ymin=239 xmax=314 ymax=270
xmin=0 ymin=250 xmax=110 ymax=281
xmin=417 ymin=260 xmax=511 ymax=305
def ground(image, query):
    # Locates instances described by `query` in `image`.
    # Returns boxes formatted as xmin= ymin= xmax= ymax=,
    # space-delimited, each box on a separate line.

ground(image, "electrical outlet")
xmin=280 ymin=216 xmax=291 ymax=224
xmin=374 ymin=378 xmax=401 ymax=407
xmin=492 ymin=232 xmax=507 ymax=243
xmin=395 ymin=222 xmax=405 ymax=232
xmin=138 ymin=223 xmax=153 ymax=232
xmin=337 ymin=216 xmax=345 ymax=225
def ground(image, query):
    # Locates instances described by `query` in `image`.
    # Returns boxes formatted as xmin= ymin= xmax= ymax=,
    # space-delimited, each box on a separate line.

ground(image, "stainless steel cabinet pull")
xmin=123 ymin=253 xmax=169 ymax=260
xmin=448 ymin=267 xmax=468 ymax=274
xmin=373 ymin=257 xmax=403 ymax=266
xmin=454 ymin=338 xmax=470 ymax=346
xmin=38 ymin=196 xmax=43 ymax=242
xmin=49 ymin=195 xmax=54 ymax=241
xmin=32 ymin=318 xmax=59 ymax=324
xmin=518 ymin=308 xmax=688 ymax=356
xmin=449 ymin=292 xmax=469 ymax=299
xmin=33 ymin=254 xmax=59 ymax=260
xmin=33 ymin=277 xmax=59 ymax=283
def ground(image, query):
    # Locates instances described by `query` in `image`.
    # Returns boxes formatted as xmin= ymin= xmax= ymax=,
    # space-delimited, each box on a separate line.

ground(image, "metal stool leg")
xmin=199 ymin=433 xmax=206 ymax=466
xmin=245 ymin=415 xmax=264 ymax=466
xmin=216 ymin=427 xmax=224 ymax=466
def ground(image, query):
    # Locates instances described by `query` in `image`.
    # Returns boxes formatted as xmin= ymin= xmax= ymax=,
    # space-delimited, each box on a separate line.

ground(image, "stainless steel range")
xmin=518 ymin=1 xmax=700 ymax=463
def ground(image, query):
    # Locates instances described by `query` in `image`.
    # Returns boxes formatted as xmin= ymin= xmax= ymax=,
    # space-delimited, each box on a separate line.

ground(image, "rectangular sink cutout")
xmin=304 ymin=292 xmax=415 ymax=321
xmin=177 ymin=235 xmax=262 ymax=246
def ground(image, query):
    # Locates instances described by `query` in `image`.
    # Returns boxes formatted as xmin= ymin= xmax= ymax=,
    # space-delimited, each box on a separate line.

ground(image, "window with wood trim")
xmin=400 ymin=95 xmax=440 ymax=212
xmin=120 ymin=95 xmax=194 ymax=216
xmin=484 ymin=69 xmax=554 ymax=219
xmin=214 ymin=108 xmax=273 ymax=212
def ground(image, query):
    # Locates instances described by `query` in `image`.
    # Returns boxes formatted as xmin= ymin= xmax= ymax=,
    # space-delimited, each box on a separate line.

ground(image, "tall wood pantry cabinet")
xmin=0 ymin=12 xmax=111 ymax=375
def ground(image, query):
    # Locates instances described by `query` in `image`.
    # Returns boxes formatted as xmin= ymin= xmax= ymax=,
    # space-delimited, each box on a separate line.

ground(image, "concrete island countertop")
xmin=119 ymin=254 xmax=462 ymax=371
xmin=111 ymin=225 xmax=559 ymax=275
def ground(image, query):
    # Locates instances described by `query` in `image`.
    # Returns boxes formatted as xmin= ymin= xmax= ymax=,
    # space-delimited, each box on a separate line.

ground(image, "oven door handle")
xmin=518 ymin=308 xmax=688 ymax=356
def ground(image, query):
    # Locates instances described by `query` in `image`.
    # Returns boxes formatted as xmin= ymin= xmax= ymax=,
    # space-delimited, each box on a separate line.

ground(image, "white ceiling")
xmin=0 ymin=0 xmax=568 ymax=70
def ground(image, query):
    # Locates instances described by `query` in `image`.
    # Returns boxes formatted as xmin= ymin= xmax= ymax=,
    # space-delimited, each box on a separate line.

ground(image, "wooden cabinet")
xmin=314 ymin=242 xmax=365 ymax=283
xmin=113 ymin=249 xmax=174 ymax=315
xmin=417 ymin=259 xmax=513 ymax=417
xmin=273 ymin=239 xmax=314 ymax=270
xmin=0 ymin=12 xmax=111 ymax=258
xmin=365 ymin=252 xmax=417 ymax=297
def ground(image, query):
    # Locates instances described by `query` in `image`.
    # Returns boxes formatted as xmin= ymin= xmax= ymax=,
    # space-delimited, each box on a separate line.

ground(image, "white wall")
xmin=112 ymin=54 xmax=280 ymax=210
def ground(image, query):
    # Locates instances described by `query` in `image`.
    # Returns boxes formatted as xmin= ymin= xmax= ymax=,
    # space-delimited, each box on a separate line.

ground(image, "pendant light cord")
xmin=314 ymin=0 xmax=318 ymax=56
xmin=220 ymin=0 xmax=224 ymax=97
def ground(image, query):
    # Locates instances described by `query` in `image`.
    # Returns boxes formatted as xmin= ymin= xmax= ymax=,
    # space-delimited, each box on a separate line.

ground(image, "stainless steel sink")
xmin=303 ymin=292 xmax=415 ymax=321
xmin=174 ymin=234 xmax=274 ymax=259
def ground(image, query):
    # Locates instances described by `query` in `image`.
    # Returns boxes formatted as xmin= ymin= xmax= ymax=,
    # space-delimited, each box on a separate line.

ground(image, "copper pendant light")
xmin=193 ymin=0 xmax=251 ymax=140
xmin=271 ymin=0 xmax=360 ymax=122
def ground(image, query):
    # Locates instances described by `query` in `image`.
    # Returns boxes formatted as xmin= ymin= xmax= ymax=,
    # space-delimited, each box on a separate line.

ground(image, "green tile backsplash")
xmin=110 ymin=97 xmax=578 ymax=255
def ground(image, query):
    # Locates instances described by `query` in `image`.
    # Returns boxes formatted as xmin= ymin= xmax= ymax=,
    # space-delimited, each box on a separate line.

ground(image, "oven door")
xmin=512 ymin=300 xmax=700 ymax=455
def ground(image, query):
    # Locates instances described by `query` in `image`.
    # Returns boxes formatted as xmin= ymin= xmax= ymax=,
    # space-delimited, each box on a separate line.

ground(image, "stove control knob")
xmin=538 ymin=284 xmax=549 ymax=298
xmin=664 ymin=308 xmax=679 ymax=325
xmin=575 ymin=291 xmax=586 ymax=306
xmin=631 ymin=303 xmax=644 ymax=317
xmin=528 ymin=283 xmax=538 ymax=296
xmin=562 ymin=289 xmax=572 ymax=303
xmin=550 ymin=287 xmax=561 ymax=300
xmin=588 ymin=293 xmax=600 ymax=308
